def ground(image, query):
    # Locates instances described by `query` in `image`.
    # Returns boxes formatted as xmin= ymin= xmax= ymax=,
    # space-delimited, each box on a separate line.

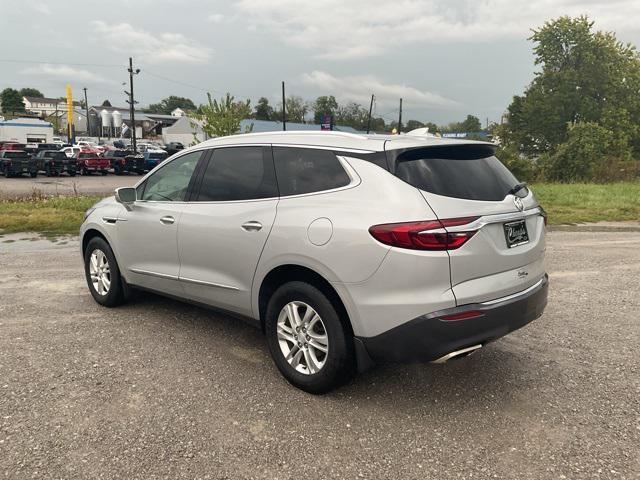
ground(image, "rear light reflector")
xmin=440 ymin=310 xmax=485 ymax=321
xmin=369 ymin=216 xmax=479 ymax=251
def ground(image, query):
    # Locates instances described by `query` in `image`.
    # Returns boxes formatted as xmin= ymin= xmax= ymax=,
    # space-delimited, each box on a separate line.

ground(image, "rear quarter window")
xmin=273 ymin=147 xmax=351 ymax=196
xmin=394 ymin=146 xmax=524 ymax=201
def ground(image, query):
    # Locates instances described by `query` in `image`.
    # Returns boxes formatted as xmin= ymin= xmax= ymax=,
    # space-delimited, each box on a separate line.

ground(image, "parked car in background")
xmin=23 ymin=143 xmax=40 ymax=156
xmin=103 ymin=149 xmax=145 ymax=175
xmin=80 ymin=131 xmax=548 ymax=393
xmin=0 ymin=141 xmax=26 ymax=151
xmin=164 ymin=142 xmax=184 ymax=156
xmin=52 ymin=137 xmax=65 ymax=147
xmin=60 ymin=146 xmax=83 ymax=158
xmin=0 ymin=150 xmax=38 ymax=178
xmin=76 ymin=151 xmax=109 ymax=175
xmin=35 ymin=150 xmax=77 ymax=176
xmin=35 ymin=143 xmax=62 ymax=154
xmin=142 ymin=150 xmax=168 ymax=172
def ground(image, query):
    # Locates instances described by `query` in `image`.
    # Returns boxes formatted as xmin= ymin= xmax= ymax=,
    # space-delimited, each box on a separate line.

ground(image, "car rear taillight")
xmin=369 ymin=216 xmax=479 ymax=251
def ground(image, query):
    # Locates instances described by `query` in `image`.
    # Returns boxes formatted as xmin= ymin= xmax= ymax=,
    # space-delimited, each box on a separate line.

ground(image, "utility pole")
xmin=366 ymin=94 xmax=375 ymax=134
xmin=54 ymin=102 xmax=59 ymax=135
xmin=83 ymin=87 xmax=91 ymax=137
xmin=397 ymin=98 xmax=403 ymax=135
xmin=281 ymin=81 xmax=286 ymax=131
xmin=125 ymin=57 xmax=140 ymax=151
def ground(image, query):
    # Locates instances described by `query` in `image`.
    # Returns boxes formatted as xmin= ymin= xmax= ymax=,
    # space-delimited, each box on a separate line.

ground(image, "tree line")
xmin=495 ymin=15 xmax=640 ymax=182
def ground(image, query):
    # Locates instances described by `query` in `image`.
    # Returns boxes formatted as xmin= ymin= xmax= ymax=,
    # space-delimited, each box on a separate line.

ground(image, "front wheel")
xmin=30 ymin=171 xmax=37 ymax=178
xmin=265 ymin=281 xmax=356 ymax=394
xmin=83 ymin=237 xmax=126 ymax=307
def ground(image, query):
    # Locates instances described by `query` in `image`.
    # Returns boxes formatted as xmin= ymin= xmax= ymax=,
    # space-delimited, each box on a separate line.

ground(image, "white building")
xmin=0 ymin=117 xmax=54 ymax=143
xmin=171 ymin=107 xmax=186 ymax=117
xmin=162 ymin=116 xmax=204 ymax=146
xmin=23 ymin=96 xmax=80 ymax=116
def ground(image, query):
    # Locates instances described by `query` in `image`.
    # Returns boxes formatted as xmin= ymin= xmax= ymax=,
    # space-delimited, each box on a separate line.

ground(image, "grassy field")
xmin=0 ymin=195 xmax=101 ymax=236
xmin=532 ymin=182 xmax=640 ymax=225
xmin=0 ymin=183 xmax=638 ymax=236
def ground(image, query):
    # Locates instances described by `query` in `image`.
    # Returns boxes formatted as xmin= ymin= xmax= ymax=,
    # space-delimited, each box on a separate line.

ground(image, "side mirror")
xmin=115 ymin=187 xmax=136 ymax=211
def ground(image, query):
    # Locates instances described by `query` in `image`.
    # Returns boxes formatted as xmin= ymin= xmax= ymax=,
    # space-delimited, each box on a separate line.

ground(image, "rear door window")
xmin=394 ymin=147 xmax=525 ymax=201
xmin=196 ymin=147 xmax=277 ymax=201
xmin=273 ymin=147 xmax=351 ymax=196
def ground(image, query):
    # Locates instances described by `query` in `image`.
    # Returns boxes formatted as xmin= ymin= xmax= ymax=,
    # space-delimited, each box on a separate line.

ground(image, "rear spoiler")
xmin=384 ymin=143 xmax=497 ymax=174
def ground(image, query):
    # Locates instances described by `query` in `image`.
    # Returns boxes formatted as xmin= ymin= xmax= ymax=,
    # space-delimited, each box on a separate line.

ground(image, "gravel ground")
xmin=0 ymin=176 xmax=137 ymax=198
xmin=0 ymin=231 xmax=638 ymax=479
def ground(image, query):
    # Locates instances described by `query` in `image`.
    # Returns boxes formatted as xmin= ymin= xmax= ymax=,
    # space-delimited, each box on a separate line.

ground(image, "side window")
xmin=273 ymin=147 xmax=351 ymax=196
xmin=196 ymin=147 xmax=277 ymax=201
xmin=140 ymin=151 xmax=201 ymax=202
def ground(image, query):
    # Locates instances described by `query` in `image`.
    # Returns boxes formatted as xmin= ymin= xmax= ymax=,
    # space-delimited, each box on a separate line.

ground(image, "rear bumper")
xmin=357 ymin=274 xmax=548 ymax=363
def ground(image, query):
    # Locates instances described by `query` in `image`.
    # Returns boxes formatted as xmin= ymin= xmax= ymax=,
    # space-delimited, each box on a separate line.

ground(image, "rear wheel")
xmin=83 ymin=237 xmax=125 ymax=307
xmin=45 ymin=165 xmax=52 ymax=177
xmin=265 ymin=281 xmax=356 ymax=393
xmin=30 ymin=171 xmax=37 ymax=178
xmin=114 ymin=165 xmax=122 ymax=175
xmin=4 ymin=169 xmax=11 ymax=178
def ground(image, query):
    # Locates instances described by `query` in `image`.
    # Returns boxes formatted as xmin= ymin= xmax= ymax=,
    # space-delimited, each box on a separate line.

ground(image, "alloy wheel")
xmin=277 ymin=301 xmax=329 ymax=375
xmin=89 ymin=249 xmax=111 ymax=296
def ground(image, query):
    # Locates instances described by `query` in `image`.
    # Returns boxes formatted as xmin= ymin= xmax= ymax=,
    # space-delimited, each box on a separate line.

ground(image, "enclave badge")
xmin=513 ymin=196 xmax=524 ymax=211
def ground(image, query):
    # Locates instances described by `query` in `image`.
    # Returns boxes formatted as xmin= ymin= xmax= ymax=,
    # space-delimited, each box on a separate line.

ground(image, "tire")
xmin=68 ymin=170 xmax=76 ymax=177
xmin=4 ymin=170 xmax=11 ymax=178
xmin=83 ymin=237 xmax=126 ymax=308
xmin=114 ymin=165 xmax=122 ymax=176
xmin=45 ymin=165 xmax=51 ymax=177
xmin=30 ymin=171 xmax=37 ymax=178
xmin=265 ymin=281 xmax=356 ymax=394
xmin=81 ymin=167 xmax=89 ymax=176
xmin=101 ymin=170 xmax=108 ymax=176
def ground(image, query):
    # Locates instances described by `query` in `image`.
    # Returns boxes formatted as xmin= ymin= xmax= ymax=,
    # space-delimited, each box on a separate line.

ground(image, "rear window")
xmin=273 ymin=147 xmax=351 ymax=196
xmin=3 ymin=151 xmax=28 ymax=158
xmin=394 ymin=147 xmax=524 ymax=201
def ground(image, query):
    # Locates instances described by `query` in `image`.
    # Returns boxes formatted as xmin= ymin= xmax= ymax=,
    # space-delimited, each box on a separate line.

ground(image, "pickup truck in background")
xmin=0 ymin=150 xmax=38 ymax=178
xmin=35 ymin=150 xmax=77 ymax=177
xmin=76 ymin=152 xmax=110 ymax=175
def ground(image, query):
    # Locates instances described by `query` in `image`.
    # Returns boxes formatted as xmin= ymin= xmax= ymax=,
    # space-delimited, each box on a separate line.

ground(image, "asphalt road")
xmin=0 ymin=175 xmax=137 ymax=198
xmin=0 ymin=231 xmax=638 ymax=479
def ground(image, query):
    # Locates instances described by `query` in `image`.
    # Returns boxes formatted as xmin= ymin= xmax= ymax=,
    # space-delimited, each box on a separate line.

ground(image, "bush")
xmin=540 ymin=121 xmax=637 ymax=182
xmin=495 ymin=144 xmax=536 ymax=182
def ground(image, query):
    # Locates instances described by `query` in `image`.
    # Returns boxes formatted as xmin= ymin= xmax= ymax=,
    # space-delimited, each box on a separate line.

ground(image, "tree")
xmin=0 ymin=88 xmax=25 ymax=113
xmin=335 ymin=102 xmax=369 ymax=130
xmin=460 ymin=115 xmax=482 ymax=132
xmin=101 ymin=100 xmax=112 ymax=107
xmin=147 ymin=96 xmax=197 ymax=115
xmin=405 ymin=120 xmax=425 ymax=131
xmin=312 ymin=95 xmax=339 ymax=124
xmin=539 ymin=121 xmax=635 ymax=181
xmin=191 ymin=92 xmax=253 ymax=139
xmin=278 ymin=96 xmax=309 ymax=123
xmin=19 ymin=87 xmax=44 ymax=98
xmin=254 ymin=97 xmax=274 ymax=120
xmin=502 ymin=16 xmax=640 ymax=157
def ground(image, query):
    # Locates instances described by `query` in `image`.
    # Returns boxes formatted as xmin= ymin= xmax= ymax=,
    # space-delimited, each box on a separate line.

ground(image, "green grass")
xmin=531 ymin=182 xmax=640 ymax=225
xmin=0 ymin=195 xmax=101 ymax=236
xmin=0 ymin=183 xmax=638 ymax=236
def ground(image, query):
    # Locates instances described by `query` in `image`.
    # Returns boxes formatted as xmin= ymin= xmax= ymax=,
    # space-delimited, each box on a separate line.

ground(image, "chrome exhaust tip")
xmin=431 ymin=344 xmax=482 ymax=364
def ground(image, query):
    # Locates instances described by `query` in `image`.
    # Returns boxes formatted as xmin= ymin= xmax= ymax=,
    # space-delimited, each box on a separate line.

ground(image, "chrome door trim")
xmin=446 ymin=207 xmax=542 ymax=232
xmin=129 ymin=268 xmax=179 ymax=281
xmin=480 ymin=277 xmax=545 ymax=306
xmin=179 ymin=276 xmax=240 ymax=291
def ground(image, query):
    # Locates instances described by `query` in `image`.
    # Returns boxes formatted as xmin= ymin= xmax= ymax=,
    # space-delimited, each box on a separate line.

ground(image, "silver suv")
xmin=81 ymin=132 xmax=548 ymax=393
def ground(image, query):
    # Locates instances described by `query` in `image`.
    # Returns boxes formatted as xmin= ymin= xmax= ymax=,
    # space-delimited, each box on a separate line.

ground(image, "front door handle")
xmin=160 ymin=215 xmax=175 ymax=225
xmin=241 ymin=221 xmax=263 ymax=232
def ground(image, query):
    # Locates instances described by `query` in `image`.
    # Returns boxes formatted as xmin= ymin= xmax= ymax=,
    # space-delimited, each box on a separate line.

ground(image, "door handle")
xmin=160 ymin=215 xmax=175 ymax=225
xmin=241 ymin=221 xmax=262 ymax=232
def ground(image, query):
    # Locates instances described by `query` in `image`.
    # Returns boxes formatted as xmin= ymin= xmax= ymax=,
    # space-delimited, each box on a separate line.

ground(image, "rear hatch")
xmin=389 ymin=143 xmax=546 ymax=305
xmin=2 ymin=151 xmax=33 ymax=171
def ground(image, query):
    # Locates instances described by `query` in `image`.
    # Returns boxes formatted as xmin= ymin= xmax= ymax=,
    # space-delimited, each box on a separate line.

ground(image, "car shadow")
xmin=127 ymin=291 xmax=547 ymax=410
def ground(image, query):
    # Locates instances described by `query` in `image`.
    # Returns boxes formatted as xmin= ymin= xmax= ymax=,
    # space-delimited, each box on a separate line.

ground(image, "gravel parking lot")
xmin=0 ymin=176 xmax=137 ymax=198
xmin=0 ymin=231 xmax=638 ymax=479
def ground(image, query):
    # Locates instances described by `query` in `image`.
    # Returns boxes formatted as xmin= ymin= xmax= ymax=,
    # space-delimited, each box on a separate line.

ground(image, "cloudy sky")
xmin=1 ymin=0 xmax=639 ymax=124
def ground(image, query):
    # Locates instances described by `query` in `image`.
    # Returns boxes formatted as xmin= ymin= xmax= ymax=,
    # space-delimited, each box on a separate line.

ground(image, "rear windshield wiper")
xmin=507 ymin=182 xmax=528 ymax=196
